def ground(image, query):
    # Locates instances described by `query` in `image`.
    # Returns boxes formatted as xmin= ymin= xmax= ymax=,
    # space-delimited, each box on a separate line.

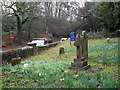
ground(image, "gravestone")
xmin=27 ymin=43 xmax=37 ymax=54
xmin=106 ymin=38 xmax=110 ymax=43
xmin=11 ymin=57 xmax=21 ymax=66
xmin=59 ymin=47 xmax=65 ymax=55
xmin=106 ymin=38 xmax=120 ymax=43
xmin=69 ymin=31 xmax=90 ymax=70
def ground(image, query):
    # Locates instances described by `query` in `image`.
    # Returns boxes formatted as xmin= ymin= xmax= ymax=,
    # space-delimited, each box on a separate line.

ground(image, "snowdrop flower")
xmin=107 ymin=38 xmax=110 ymax=40
xmin=39 ymin=73 xmax=42 ymax=76
xmin=75 ymin=75 xmax=78 ymax=77
xmin=60 ymin=78 xmax=64 ymax=81
xmin=24 ymin=64 xmax=29 ymax=68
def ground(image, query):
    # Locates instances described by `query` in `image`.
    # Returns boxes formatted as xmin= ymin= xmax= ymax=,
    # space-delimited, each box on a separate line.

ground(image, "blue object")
xmin=70 ymin=30 xmax=76 ymax=41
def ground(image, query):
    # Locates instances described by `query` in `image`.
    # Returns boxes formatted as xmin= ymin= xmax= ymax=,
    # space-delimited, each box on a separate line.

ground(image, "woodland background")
xmin=1 ymin=1 xmax=120 ymax=45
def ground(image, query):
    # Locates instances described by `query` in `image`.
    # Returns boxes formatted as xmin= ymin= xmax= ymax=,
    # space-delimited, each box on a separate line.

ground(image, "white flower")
xmin=60 ymin=78 xmax=64 ymax=81
xmin=75 ymin=75 xmax=78 ymax=77
xmin=39 ymin=73 xmax=42 ymax=76
xmin=107 ymin=38 xmax=110 ymax=40
xmin=24 ymin=64 xmax=29 ymax=68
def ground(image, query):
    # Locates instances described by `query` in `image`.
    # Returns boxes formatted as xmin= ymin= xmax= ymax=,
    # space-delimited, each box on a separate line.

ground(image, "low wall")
xmin=1 ymin=42 xmax=59 ymax=64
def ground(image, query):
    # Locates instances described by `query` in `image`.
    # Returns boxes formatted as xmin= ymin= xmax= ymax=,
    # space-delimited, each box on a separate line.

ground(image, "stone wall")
xmin=1 ymin=42 xmax=59 ymax=64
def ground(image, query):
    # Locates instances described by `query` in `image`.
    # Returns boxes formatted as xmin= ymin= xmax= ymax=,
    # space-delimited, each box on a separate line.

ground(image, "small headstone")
xmin=27 ymin=43 xmax=37 ymax=54
xmin=106 ymin=38 xmax=110 ymax=43
xmin=11 ymin=57 xmax=21 ymax=66
xmin=59 ymin=47 xmax=65 ymax=55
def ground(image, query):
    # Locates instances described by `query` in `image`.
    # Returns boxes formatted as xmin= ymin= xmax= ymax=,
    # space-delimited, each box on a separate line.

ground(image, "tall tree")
xmin=3 ymin=2 xmax=38 ymax=44
xmin=95 ymin=2 xmax=120 ymax=32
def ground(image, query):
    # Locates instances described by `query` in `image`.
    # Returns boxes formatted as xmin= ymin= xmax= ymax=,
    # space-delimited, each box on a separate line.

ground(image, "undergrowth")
xmin=1 ymin=60 xmax=118 ymax=88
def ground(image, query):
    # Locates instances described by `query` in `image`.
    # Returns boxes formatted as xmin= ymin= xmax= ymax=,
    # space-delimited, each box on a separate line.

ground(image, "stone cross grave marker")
xmin=69 ymin=31 xmax=90 ymax=70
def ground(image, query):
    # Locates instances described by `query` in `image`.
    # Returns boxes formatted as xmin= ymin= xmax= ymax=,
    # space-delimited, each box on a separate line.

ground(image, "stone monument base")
xmin=69 ymin=64 xmax=90 ymax=71
xmin=69 ymin=58 xmax=90 ymax=71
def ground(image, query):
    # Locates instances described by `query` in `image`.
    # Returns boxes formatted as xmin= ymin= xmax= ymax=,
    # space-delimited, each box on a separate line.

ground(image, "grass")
xmin=29 ymin=41 xmax=76 ymax=62
xmin=1 ymin=38 xmax=119 ymax=88
xmin=1 ymin=60 xmax=118 ymax=88
xmin=89 ymin=44 xmax=118 ymax=65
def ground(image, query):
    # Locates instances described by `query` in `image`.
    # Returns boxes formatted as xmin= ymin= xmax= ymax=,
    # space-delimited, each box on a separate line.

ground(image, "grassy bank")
xmin=1 ymin=38 xmax=119 ymax=88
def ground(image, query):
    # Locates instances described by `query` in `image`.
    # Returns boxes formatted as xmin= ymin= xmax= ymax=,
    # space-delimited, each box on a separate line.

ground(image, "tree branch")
xmin=22 ymin=17 xmax=29 ymax=24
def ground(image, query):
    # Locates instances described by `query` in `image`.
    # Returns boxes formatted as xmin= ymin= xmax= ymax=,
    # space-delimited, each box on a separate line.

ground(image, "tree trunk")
xmin=28 ymin=21 xmax=32 ymax=41
xmin=16 ymin=15 xmax=23 ymax=45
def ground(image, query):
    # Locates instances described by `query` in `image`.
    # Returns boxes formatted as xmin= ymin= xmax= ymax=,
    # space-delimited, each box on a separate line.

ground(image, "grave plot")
xmin=69 ymin=31 xmax=90 ymax=71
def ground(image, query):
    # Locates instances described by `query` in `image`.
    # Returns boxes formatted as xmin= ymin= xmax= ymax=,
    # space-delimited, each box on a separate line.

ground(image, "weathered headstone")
xmin=59 ymin=47 xmax=65 ymax=55
xmin=11 ymin=57 xmax=21 ymax=66
xmin=69 ymin=31 xmax=90 ymax=70
xmin=106 ymin=38 xmax=110 ymax=43
xmin=82 ymin=31 xmax=88 ymax=59
xmin=27 ymin=43 xmax=37 ymax=54
xmin=106 ymin=38 xmax=120 ymax=43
